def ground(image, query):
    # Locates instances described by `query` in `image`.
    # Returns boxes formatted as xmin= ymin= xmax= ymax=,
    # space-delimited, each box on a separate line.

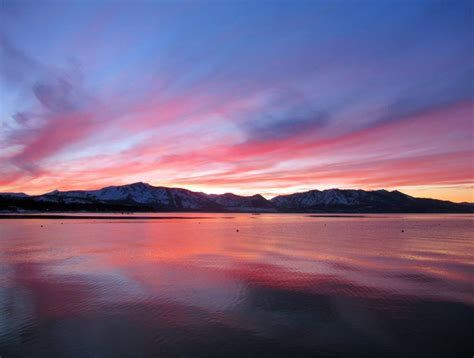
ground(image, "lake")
xmin=0 ymin=213 xmax=473 ymax=357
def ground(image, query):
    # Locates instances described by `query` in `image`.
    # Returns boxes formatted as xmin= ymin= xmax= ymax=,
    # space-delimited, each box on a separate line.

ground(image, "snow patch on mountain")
xmin=2 ymin=182 xmax=468 ymax=213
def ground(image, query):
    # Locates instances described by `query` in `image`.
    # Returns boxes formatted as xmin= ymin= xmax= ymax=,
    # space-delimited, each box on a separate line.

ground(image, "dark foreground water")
xmin=0 ymin=213 xmax=473 ymax=357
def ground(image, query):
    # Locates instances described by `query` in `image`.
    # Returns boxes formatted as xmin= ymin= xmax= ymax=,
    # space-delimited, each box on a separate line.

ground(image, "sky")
xmin=0 ymin=0 xmax=473 ymax=202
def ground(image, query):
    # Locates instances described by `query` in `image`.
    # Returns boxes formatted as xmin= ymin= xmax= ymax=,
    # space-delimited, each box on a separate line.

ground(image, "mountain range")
xmin=0 ymin=182 xmax=472 ymax=213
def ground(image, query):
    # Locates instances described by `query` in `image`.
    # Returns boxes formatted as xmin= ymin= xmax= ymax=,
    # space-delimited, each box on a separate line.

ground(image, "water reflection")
xmin=0 ymin=214 xmax=473 ymax=357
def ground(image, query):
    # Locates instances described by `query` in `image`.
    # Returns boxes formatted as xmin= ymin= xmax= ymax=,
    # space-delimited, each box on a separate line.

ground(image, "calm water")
xmin=0 ymin=214 xmax=473 ymax=357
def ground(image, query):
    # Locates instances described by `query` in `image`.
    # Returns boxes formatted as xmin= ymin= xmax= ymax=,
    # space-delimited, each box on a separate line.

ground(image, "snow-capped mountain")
xmin=35 ymin=182 xmax=280 ymax=211
xmin=270 ymin=188 xmax=463 ymax=212
xmin=0 ymin=183 xmax=472 ymax=213
xmin=270 ymin=189 xmax=407 ymax=208
xmin=38 ymin=182 xmax=222 ymax=210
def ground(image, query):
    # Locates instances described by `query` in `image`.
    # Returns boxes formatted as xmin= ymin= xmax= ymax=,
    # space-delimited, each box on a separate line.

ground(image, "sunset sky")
xmin=1 ymin=0 xmax=473 ymax=202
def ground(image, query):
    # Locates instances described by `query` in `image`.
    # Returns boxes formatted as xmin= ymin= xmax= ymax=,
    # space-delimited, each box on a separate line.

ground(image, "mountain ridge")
xmin=0 ymin=182 xmax=472 ymax=213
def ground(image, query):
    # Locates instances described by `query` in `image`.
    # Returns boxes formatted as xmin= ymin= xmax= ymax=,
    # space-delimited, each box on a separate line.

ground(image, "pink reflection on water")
xmin=1 ymin=214 xmax=474 ymax=357
xmin=1 ymin=214 xmax=473 ymax=315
